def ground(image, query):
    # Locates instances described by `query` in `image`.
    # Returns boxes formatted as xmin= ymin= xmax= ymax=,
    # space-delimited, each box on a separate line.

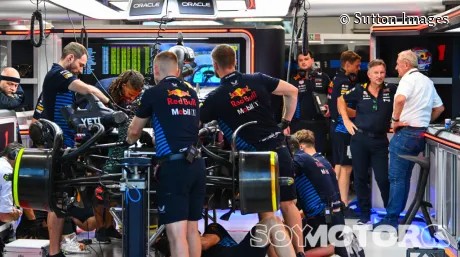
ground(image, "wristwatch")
xmin=392 ymin=117 xmax=399 ymax=122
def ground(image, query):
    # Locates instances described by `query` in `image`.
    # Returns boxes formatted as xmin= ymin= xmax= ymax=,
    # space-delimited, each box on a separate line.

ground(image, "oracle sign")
xmin=177 ymin=0 xmax=215 ymax=15
xmin=129 ymin=0 xmax=164 ymax=16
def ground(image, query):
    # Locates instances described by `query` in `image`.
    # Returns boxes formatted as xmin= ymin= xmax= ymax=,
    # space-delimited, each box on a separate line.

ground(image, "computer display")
xmin=62 ymin=38 xmax=243 ymax=87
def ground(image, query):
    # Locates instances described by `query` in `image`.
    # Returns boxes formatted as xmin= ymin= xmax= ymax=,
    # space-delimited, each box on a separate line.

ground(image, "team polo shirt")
xmin=136 ymin=76 xmax=200 ymax=157
xmin=42 ymin=63 xmax=78 ymax=148
xmin=343 ymin=82 xmax=397 ymax=134
xmin=201 ymin=223 xmax=238 ymax=257
xmin=33 ymin=92 xmax=44 ymax=120
xmin=328 ymin=69 xmax=356 ymax=133
xmin=293 ymin=150 xmax=341 ymax=218
xmin=200 ymin=71 xmax=283 ymax=151
xmin=292 ymin=70 xmax=330 ymax=121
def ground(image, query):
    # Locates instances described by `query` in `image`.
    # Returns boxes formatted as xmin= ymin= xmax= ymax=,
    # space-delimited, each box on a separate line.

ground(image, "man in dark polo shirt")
xmin=41 ymin=42 xmax=110 ymax=257
xmin=327 ymin=51 xmax=360 ymax=213
xmin=199 ymin=44 xmax=304 ymax=256
xmin=338 ymin=59 xmax=396 ymax=225
xmin=127 ymin=51 xmax=205 ymax=257
xmin=290 ymin=51 xmax=330 ymax=154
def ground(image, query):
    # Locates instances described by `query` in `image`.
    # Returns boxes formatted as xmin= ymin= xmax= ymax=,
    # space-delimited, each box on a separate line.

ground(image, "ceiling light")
xmin=445 ymin=27 xmax=460 ymax=32
xmin=104 ymin=37 xmax=209 ymax=40
xmin=109 ymin=1 xmax=129 ymax=11
xmin=143 ymin=21 xmax=223 ymax=26
xmin=233 ymin=18 xmax=283 ymax=22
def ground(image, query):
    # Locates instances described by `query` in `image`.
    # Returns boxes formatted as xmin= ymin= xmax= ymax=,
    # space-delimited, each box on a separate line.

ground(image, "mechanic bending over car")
xmin=92 ymin=69 xmax=147 ymax=244
xmin=199 ymin=44 xmax=304 ymax=257
xmin=154 ymin=216 xmax=296 ymax=257
xmin=127 ymin=51 xmax=205 ymax=257
xmin=41 ymin=42 xmax=110 ymax=257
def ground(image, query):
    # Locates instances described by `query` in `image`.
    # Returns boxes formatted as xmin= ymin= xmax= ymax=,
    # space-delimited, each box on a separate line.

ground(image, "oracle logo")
xmin=133 ymin=2 xmax=160 ymax=8
xmin=181 ymin=2 xmax=211 ymax=7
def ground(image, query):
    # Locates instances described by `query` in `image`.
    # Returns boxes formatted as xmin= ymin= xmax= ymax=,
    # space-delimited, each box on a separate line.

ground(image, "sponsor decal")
xmin=171 ymin=108 xmax=197 ymax=116
xmin=133 ymin=2 xmax=160 ymax=8
xmin=81 ymin=117 xmax=102 ymax=127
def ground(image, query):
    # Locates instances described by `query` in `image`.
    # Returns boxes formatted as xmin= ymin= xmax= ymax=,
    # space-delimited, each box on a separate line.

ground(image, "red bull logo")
xmin=229 ymin=86 xmax=251 ymax=99
xmin=168 ymin=89 xmax=191 ymax=98
xmin=411 ymin=47 xmax=432 ymax=72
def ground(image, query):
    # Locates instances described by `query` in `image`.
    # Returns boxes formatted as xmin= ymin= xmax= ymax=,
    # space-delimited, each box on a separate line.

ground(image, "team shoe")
xmin=372 ymin=218 xmax=399 ymax=232
xmin=357 ymin=214 xmax=372 ymax=225
xmin=357 ymin=218 xmax=372 ymax=225
xmin=343 ymin=205 xmax=361 ymax=219
xmin=60 ymin=233 xmax=90 ymax=254
xmin=106 ymin=225 xmax=122 ymax=239
xmin=95 ymin=228 xmax=112 ymax=244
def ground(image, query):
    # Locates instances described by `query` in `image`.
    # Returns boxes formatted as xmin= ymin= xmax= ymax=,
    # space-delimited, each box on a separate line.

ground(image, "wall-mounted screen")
xmin=62 ymin=38 xmax=245 ymax=88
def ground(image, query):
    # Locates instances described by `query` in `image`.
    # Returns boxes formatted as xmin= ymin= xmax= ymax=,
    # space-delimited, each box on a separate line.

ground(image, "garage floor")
xmin=65 ymin=209 xmax=452 ymax=257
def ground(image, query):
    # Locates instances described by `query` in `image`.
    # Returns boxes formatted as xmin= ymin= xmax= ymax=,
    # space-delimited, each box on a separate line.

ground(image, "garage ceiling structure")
xmin=0 ymin=0 xmax=448 ymax=21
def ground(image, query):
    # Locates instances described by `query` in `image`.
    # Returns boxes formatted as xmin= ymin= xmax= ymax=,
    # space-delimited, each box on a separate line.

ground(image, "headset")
xmin=168 ymin=32 xmax=196 ymax=80
xmin=339 ymin=67 xmax=357 ymax=82
xmin=29 ymin=121 xmax=46 ymax=147
xmin=2 ymin=142 xmax=23 ymax=161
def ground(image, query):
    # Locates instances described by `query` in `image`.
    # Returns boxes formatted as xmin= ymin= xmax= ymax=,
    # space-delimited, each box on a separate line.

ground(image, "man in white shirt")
xmin=374 ymin=50 xmax=444 ymax=229
xmin=0 ymin=143 xmax=23 ymax=249
xmin=0 ymin=143 xmax=23 ymax=222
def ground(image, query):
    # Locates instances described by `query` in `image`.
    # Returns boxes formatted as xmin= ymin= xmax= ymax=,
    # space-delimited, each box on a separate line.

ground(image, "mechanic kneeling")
xmin=127 ymin=51 xmax=205 ymax=257
xmin=288 ymin=131 xmax=348 ymax=257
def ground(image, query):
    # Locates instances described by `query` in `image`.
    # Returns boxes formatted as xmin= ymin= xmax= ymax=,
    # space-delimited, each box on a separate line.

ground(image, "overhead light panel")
xmin=104 ymin=37 xmax=210 ymax=40
xmin=143 ymin=21 xmax=223 ymax=26
xmin=233 ymin=18 xmax=283 ymax=22
xmin=109 ymin=1 xmax=129 ymax=11
xmin=445 ymin=27 xmax=460 ymax=32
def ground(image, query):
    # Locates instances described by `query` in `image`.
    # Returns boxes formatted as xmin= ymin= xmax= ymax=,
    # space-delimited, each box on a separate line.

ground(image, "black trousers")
xmin=291 ymin=119 xmax=327 ymax=154
xmin=350 ymin=132 xmax=390 ymax=216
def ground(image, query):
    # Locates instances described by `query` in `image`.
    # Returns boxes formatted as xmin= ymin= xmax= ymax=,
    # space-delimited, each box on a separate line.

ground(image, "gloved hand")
xmin=140 ymin=131 xmax=154 ymax=148
xmin=107 ymin=101 xmax=116 ymax=110
xmin=277 ymin=119 xmax=291 ymax=130
xmin=122 ymin=138 xmax=134 ymax=147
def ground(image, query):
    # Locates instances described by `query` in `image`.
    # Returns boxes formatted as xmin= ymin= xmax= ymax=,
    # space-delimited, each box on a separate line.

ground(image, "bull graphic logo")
xmin=229 ymin=86 xmax=251 ymax=99
xmin=411 ymin=47 xmax=432 ymax=72
xmin=168 ymin=89 xmax=191 ymax=98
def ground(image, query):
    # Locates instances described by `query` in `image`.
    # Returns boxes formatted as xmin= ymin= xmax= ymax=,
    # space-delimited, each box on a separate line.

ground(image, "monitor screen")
xmin=157 ymin=43 xmax=240 ymax=86
xmin=62 ymin=38 xmax=244 ymax=88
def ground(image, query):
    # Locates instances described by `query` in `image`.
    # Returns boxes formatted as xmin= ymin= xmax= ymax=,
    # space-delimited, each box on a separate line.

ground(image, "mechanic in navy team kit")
xmin=288 ymin=130 xmax=348 ymax=257
xmin=41 ymin=42 xmax=110 ymax=257
xmin=199 ymin=44 xmax=305 ymax=256
xmin=327 ymin=50 xmax=360 ymax=212
xmin=290 ymin=51 xmax=330 ymax=154
xmin=337 ymin=59 xmax=395 ymax=225
xmin=127 ymin=51 xmax=205 ymax=257
xmin=155 ymin=216 xmax=296 ymax=257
